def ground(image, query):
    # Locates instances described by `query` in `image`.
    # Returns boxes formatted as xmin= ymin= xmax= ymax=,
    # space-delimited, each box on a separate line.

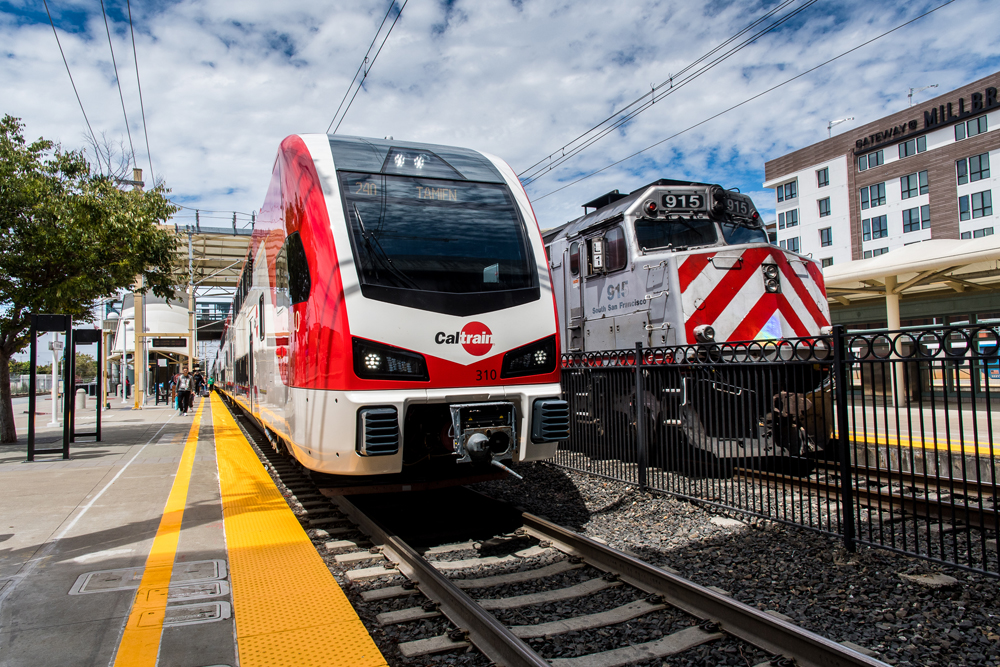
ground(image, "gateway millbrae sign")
xmin=853 ymin=85 xmax=999 ymax=154
xmin=434 ymin=322 xmax=494 ymax=356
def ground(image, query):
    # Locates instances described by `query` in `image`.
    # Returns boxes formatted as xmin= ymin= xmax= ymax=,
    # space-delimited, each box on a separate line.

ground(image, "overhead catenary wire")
xmin=100 ymin=0 xmax=136 ymax=168
xmin=126 ymin=0 xmax=155 ymax=183
xmin=519 ymin=0 xmax=821 ymax=186
xmin=326 ymin=0 xmax=409 ymax=134
xmin=43 ymin=0 xmax=105 ymax=175
xmin=532 ymin=0 xmax=959 ymax=203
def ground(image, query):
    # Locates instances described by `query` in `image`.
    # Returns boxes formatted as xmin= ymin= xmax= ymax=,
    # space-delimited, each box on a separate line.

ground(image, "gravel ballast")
xmin=472 ymin=461 xmax=1000 ymax=667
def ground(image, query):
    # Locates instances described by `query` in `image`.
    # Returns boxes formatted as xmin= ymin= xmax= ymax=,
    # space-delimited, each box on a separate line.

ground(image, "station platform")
xmin=0 ymin=394 xmax=387 ymax=667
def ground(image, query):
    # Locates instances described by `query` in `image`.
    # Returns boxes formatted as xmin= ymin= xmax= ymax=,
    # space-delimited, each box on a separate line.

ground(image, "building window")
xmin=818 ymin=197 xmax=831 ymax=217
xmin=957 ymin=153 xmax=990 ymax=185
xmin=776 ymin=180 xmax=797 ymax=203
xmin=858 ymin=149 xmax=883 ymax=172
xmin=860 ymin=182 xmax=886 ymax=210
xmin=960 ymin=191 xmax=993 ymax=220
xmin=902 ymin=205 xmax=931 ymax=233
xmin=955 ymin=115 xmax=988 ymax=141
xmin=898 ymin=135 xmax=927 ymax=158
xmin=974 ymin=227 xmax=994 ymax=238
xmin=821 ymin=257 xmax=833 ymax=268
xmin=862 ymin=215 xmax=888 ymax=242
xmin=816 ymin=167 xmax=829 ymax=188
xmin=778 ymin=209 xmax=798 ymax=229
xmin=900 ymin=171 xmax=928 ymax=199
xmin=819 ymin=227 xmax=832 ymax=247
xmin=779 ymin=237 xmax=801 ymax=253
xmin=863 ymin=247 xmax=889 ymax=259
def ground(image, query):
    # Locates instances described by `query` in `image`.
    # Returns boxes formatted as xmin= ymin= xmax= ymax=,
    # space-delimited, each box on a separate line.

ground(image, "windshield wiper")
xmin=354 ymin=205 xmax=419 ymax=289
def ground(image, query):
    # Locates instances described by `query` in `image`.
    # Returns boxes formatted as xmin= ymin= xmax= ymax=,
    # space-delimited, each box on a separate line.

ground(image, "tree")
xmin=74 ymin=353 xmax=97 ymax=380
xmin=0 ymin=115 xmax=180 ymax=442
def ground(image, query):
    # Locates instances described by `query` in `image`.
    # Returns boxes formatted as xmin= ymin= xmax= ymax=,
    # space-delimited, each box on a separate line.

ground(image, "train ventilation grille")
xmin=531 ymin=399 xmax=570 ymax=443
xmin=357 ymin=407 xmax=399 ymax=456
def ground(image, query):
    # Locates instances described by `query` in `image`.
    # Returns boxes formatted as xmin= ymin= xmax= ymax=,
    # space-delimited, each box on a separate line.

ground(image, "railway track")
xmin=228 ymin=411 xmax=889 ymax=667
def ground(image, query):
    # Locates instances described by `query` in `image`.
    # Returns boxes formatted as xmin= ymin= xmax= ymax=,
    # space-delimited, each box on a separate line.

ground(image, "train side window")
xmin=258 ymin=294 xmax=265 ymax=341
xmin=283 ymin=232 xmax=312 ymax=304
xmin=605 ymin=227 xmax=627 ymax=272
xmin=275 ymin=243 xmax=291 ymax=310
xmin=569 ymin=241 xmax=580 ymax=275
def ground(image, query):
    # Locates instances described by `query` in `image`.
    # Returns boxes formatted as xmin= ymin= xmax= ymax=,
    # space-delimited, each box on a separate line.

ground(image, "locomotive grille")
xmin=357 ymin=407 xmax=400 ymax=456
xmin=531 ymin=399 xmax=570 ymax=443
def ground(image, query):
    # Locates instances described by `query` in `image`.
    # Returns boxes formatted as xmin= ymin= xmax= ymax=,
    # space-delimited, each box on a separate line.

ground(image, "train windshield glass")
xmin=634 ymin=218 xmax=717 ymax=251
xmin=720 ymin=221 xmax=769 ymax=245
xmin=339 ymin=172 xmax=535 ymax=296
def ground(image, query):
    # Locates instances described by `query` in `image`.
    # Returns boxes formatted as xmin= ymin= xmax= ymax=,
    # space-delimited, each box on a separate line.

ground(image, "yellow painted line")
xmin=113 ymin=398 xmax=205 ymax=667
xmin=211 ymin=392 xmax=388 ymax=667
xmin=850 ymin=431 xmax=998 ymax=457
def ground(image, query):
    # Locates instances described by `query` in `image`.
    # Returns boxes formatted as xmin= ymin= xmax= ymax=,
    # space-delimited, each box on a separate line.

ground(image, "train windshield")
xmin=634 ymin=217 xmax=718 ymax=251
xmin=720 ymin=221 xmax=769 ymax=245
xmin=339 ymin=172 xmax=538 ymax=316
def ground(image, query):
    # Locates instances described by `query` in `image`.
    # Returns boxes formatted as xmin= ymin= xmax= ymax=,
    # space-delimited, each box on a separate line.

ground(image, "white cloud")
xmin=2 ymin=0 xmax=999 ymax=231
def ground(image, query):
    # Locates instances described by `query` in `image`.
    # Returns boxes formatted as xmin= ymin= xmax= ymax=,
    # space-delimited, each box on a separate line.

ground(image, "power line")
xmin=43 ymin=0 xmax=105 ymax=174
xmin=532 ymin=0 xmax=959 ymax=203
xmin=326 ymin=0 xmax=409 ymax=134
xmin=126 ymin=0 xmax=155 ymax=183
xmin=519 ymin=0 xmax=820 ymax=186
xmin=100 ymin=0 xmax=136 ymax=167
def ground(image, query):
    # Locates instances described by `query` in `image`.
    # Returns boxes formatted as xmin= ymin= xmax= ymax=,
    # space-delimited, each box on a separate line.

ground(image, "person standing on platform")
xmin=176 ymin=369 xmax=192 ymax=415
xmin=193 ymin=369 xmax=204 ymax=397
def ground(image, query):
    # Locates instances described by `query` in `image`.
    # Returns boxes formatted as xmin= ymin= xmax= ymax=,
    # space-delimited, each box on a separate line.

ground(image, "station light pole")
xmin=827 ymin=117 xmax=854 ymax=138
xmin=908 ymin=84 xmax=938 ymax=108
xmin=47 ymin=333 xmax=61 ymax=427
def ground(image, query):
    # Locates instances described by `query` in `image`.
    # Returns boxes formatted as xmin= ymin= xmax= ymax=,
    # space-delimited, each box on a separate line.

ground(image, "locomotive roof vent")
xmin=582 ymin=189 xmax=629 ymax=211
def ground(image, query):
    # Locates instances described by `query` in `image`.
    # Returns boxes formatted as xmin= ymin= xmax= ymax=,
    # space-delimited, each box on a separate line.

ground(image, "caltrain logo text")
xmin=435 ymin=322 xmax=494 ymax=356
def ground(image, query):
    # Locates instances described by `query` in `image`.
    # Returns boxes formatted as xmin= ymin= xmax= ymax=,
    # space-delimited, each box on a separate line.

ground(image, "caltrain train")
xmin=214 ymin=135 xmax=569 ymax=488
xmin=543 ymin=180 xmax=834 ymax=461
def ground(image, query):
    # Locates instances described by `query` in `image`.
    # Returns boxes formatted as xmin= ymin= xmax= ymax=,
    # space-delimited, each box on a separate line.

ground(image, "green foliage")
xmin=74 ymin=353 xmax=97 ymax=379
xmin=0 ymin=114 xmax=179 ymax=357
xmin=0 ymin=114 xmax=181 ymax=441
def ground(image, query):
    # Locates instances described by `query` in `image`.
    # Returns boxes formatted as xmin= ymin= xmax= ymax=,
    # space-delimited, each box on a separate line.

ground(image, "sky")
xmin=2 ymin=0 xmax=1000 ymax=231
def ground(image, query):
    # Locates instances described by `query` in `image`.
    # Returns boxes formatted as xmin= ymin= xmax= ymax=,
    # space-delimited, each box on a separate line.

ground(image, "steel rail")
xmin=333 ymin=496 xmax=549 ymax=667
xmin=816 ymin=459 xmax=996 ymax=498
xmin=734 ymin=467 xmax=999 ymax=531
xmin=520 ymin=511 xmax=888 ymax=667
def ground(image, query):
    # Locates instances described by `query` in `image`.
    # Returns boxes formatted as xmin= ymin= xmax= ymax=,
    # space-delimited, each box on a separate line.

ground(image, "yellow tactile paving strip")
xmin=114 ymin=398 xmax=205 ymax=667
xmin=211 ymin=392 xmax=388 ymax=667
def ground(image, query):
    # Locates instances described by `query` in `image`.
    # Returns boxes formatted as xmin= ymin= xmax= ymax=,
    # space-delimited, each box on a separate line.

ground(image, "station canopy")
xmin=166 ymin=223 xmax=253 ymax=292
xmin=822 ymin=236 xmax=1000 ymax=326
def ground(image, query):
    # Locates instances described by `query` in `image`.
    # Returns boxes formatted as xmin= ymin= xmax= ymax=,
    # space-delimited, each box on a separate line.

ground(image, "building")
xmin=764 ymin=71 xmax=1000 ymax=267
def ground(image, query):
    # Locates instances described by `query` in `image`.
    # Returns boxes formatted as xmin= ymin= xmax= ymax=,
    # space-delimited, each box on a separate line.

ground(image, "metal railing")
xmin=552 ymin=325 xmax=1000 ymax=576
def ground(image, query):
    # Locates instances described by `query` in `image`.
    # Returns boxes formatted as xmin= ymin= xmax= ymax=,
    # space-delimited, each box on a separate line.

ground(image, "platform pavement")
xmin=0 ymin=398 xmax=236 ymax=667
xmin=0 ymin=393 xmax=387 ymax=667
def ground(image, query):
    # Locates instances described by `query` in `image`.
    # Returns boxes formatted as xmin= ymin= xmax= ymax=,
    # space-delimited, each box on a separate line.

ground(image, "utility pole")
xmin=188 ymin=227 xmax=195 ymax=373
xmin=132 ymin=170 xmax=145 ymax=409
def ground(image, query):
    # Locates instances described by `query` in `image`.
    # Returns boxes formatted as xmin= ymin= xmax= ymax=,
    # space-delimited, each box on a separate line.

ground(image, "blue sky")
xmin=2 ymin=0 xmax=1000 ymax=231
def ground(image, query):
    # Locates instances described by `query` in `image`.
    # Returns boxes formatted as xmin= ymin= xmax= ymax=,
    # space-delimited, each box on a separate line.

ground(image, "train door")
xmin=249 ymin=334 xmax=254 ymax=414
xmin=564 ymin=241 xmax=583 ymax=351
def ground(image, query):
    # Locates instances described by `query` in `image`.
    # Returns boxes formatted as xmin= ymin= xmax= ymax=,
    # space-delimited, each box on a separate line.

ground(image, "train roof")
xmin=546 ymin=179 xmax=719 ymax=242
xmin=326 ymin=135 xmax=507 ymax=184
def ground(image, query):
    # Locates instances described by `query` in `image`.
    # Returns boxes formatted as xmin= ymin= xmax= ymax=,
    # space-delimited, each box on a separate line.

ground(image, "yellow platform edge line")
xmin=849 ymin=430 xmax=999 ymax=457
xmin=113 ymin=398 xmax=205 ymax=667
xmin=210 ymin=393 xmax=389 ymax=667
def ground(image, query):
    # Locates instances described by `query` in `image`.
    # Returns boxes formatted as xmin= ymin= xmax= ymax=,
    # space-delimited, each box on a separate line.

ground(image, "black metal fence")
xmin=552 ymin=324 xmax=1000 ymax=576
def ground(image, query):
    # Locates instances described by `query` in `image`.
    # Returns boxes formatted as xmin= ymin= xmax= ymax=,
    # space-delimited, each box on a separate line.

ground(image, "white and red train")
xmin=215 ymin=135 xmax=569 ymax=485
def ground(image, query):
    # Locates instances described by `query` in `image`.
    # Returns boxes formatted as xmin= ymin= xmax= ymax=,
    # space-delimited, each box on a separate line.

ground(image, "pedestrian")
xmin=176 ymin=369 xmax=192 ymax=415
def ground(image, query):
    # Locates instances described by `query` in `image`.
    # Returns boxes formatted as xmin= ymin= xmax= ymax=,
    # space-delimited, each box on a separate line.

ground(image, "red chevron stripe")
xmin=684 ymin=247 xmax=769 ymax=342
xmin=678 ymin=252 xmax=714 ymax=292
xmin=773 ymin=250 xmax=829 ymax=328
xmin=728 ymin=293 xmax=779 ymax=342
xmin=805 ymin=259 xmax=827 ymax=294
xmin=778 ymin=294 xmax=811 ymax=337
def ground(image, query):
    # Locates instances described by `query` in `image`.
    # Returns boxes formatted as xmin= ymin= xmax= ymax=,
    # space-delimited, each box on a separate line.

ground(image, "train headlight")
xmin=353 ymin=337 xmax=429 ymax=381
xmin=501 ymin=335 xmax=558 ymax=378
xmin=711 ymin=186 xmax=726 ymax=213
xmin=765 ymin=277 xmax=781 ymax=293
xmin=693 ymin=324 xmax=715 ymax=343
xmin=762 ymin=264 xmax=779 ymax=279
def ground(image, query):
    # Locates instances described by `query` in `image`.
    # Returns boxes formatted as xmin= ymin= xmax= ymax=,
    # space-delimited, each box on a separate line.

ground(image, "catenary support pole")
xmin=832 ymin=325 xmax=856 ymax=552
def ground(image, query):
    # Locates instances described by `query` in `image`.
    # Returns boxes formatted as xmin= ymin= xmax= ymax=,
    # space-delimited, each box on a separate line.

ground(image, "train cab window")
xmin=720 ymin=221 xmax=768 ymax=246
xmin=275 ymin=243 xmax=290 ymax=310
xmin=604 ymin=226 xmax=628 ymax=271
xmin=634 ymin=217 xmax=718 ymax=251
xmin=569 ymin=241 xmax=580 ymax=275
xmin=281 ymin=232 xmax=312 ymax=305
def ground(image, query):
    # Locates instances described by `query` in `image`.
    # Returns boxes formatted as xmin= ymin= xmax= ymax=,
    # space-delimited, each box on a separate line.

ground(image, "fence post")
xmin=832 ymin=325 xmax=856 ymax=552
xmin=635 ymin=342 xmax=647 ymax=491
